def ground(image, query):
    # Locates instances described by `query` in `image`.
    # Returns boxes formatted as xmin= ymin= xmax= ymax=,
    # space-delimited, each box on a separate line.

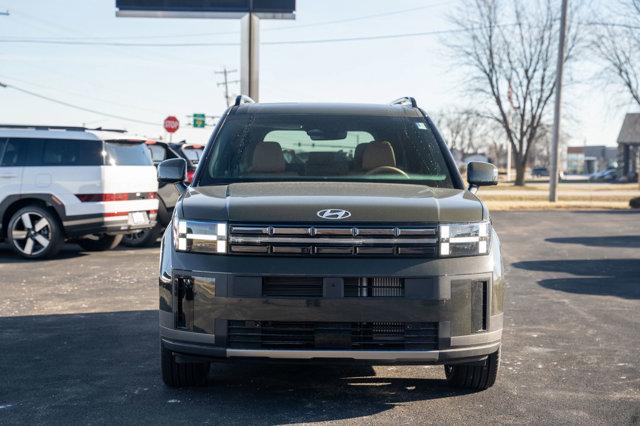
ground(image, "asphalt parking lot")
xmin=0 ymin=210 xmax=639 ymax=424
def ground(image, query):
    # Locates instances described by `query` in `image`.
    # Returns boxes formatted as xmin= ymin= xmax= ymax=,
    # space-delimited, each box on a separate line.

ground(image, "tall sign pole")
xmin=549 ymin=0 xmax=569 ymax=202
xmin=241 ymin=13 xmax=260 ymax=101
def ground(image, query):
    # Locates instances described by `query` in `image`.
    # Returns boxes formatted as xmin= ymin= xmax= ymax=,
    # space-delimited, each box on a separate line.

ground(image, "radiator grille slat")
xmin=229 ymin=224 xmax=437 ymax=257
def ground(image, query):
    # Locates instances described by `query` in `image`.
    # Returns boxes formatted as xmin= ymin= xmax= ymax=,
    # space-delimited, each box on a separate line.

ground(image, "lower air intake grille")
xmin=227 ymin=321 xmax=438 ymax=350
xmin=344 ymin=277 xmax=404 ymax=297
xmin=262 ymin=277 xmax=323 ymax=298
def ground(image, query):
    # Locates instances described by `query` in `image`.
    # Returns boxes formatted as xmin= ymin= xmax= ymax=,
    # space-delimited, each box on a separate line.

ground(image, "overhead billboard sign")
xmin=116 ymin=0 xmax=295 ymax=19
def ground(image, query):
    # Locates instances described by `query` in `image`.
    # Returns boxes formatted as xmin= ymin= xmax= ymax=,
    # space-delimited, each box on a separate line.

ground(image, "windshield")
xmin=200 ymin=114 xmax=453 ymax=187
xmin=104 ymin=141 xmax=153 ymax=166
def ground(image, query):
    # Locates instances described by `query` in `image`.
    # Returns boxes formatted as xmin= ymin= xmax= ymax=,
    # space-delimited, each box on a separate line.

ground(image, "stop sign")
xmin=163 ymin=116 xmax=180 ymax=133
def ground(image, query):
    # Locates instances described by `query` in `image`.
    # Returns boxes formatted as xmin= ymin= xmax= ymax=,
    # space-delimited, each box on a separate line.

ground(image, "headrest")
xmin=362 ymin=140 xmax=396 ymax=171
xmin=250 ymin=142 xmax=286 ymax=173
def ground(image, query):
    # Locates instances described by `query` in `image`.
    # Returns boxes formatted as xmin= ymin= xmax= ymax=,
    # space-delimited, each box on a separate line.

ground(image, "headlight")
xmin=439 ymin=221 xmax=491 ymax=257
xmin=173 ymin=216 xmax=227 ymax=254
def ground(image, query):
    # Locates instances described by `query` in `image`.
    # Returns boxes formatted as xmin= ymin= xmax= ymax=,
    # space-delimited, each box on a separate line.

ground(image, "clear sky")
xmin=0 ymin=0 xmax=635 ymax=147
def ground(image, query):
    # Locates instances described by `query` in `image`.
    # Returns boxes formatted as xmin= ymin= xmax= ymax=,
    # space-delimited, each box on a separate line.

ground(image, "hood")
xmin=180 ymin=181 xmax=485 ymax=223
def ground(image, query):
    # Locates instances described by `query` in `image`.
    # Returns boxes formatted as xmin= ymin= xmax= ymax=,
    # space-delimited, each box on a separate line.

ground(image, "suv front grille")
xmin=228 ymin=321 xmax=439 ymax=350
xmin=229 ymin=224 xmax=437 ymax=257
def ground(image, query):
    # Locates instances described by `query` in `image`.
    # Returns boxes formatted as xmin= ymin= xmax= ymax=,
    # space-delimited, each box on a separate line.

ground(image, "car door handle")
xmin=0 ymin=174 xmax=17 ymax=179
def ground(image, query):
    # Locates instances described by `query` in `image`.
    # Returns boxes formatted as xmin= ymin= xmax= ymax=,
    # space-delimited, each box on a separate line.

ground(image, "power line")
xmin=3 ymin=8 xmax=215 ymax=68
xmin=0 ymin=26 xmax=518 ymax=47
xmin=0 ymin=74 xmax=166 ymax=115
xmin=0 ymin=2 xmax=450 ymax=41
xmin=0 ymin=81 xmax=159 ymax=126
xmin=2 ymin=19 xmax=628 ymax=47
xmin=582 ymin=21 xmax=640 ymax=30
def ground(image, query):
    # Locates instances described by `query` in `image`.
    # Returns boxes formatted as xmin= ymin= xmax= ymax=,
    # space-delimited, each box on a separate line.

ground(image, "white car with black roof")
xmin=0 ymin=125 xmax=158 ymax=259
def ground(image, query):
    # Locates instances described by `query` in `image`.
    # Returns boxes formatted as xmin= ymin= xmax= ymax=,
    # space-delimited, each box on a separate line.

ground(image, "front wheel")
xmin=77 ymin=234 xmax=123 ymax=251
xmin=444 ymin=349 xmax=500 ymax=391
xmin=161 ymin=342 xmax=209 ymax=387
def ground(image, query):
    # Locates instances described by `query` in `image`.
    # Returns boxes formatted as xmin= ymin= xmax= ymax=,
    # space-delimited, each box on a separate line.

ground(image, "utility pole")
xmin=215 ymin=67 xmax=239 ymax=107
xmin=549 ymin=0 xmax=569 ymax=202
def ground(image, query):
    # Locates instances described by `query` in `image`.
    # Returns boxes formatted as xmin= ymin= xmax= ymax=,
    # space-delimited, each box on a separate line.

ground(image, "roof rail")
xmin=0 ymin=124 xmax=127 ymax=133
xmin=390 ymin=97 xmax=418 ymax=108
xmin=234 ymin=95 xmax=255 ymax=106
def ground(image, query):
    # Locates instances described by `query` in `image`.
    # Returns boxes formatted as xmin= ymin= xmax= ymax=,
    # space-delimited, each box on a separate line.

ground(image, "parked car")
xmin=118 ymin=138 xmax=182 ymax=247
xmin=157 ymin=96 xmax=504 ymax=391
xmin=0 ymin=125 xmax=158 ymax=259
xmin=169 ymin=141 xmax=204 ymax=184
xmin=589 ymin=168 xmax=618 ymax=182
xmin=531 ymin=166 xmax=549 ymax=177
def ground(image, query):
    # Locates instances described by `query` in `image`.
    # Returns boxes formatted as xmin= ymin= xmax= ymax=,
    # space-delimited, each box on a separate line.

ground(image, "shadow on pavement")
xmin=546 ymin=235 xmax=640 ymax=248
xmin=0 ymin=310 xmax=469 ymax=424
xmin=0 ymin=244 xmax=89 ymax=263
xmin=512 ymin=259 xmax=640 ymax=299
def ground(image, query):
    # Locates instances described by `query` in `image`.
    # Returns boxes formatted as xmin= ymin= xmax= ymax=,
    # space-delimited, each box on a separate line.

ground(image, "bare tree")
xmin=447 ymin=0 xmax=579 ymax=185
xmin=591 ymin=1 xmax=640 ymax=107
xmin=436 ymin=108 xmax=491 ymax=158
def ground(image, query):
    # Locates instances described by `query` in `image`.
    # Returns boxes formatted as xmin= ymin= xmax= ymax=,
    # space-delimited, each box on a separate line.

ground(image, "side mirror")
xmin=158 ymin=158 xmax=188 ymax=194
xmin=467 ymin=161 xmax=498 ymax=193
xmin=158 ymin=158 xmax=187 ymax=183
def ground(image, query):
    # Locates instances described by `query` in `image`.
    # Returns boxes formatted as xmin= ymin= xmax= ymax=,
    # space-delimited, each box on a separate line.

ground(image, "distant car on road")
xmin=0 ymin=126 xmax=158 ymax=259
xmin=531 ymin=167 xmax=549 ymax=177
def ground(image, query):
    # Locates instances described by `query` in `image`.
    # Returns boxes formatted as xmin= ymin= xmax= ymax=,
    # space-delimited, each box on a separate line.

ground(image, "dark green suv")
xmin=157 ymin=96 xmax=504 ymax=391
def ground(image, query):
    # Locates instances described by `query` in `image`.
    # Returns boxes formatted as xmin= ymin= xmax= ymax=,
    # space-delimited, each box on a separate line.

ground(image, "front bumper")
xmin=159 ymin=247 xmax=504 ymax=364
xmin=161 ymin=330 xmax=501 ymax=364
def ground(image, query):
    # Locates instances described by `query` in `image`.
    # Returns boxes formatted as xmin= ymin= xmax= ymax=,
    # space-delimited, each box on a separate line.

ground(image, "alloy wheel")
xmin=11 ymin=211 xmax=52 ymax=256
xmin=125 ymin=230 xmax=148 ymax=242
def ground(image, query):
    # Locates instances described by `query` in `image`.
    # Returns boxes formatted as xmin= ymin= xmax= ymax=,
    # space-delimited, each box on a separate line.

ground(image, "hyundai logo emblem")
xmin=317 ymin=209 xmax=352 ymax=220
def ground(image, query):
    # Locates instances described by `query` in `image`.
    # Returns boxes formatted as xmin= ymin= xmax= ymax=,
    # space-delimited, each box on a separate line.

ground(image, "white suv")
xmin=0 ymin=126 xmax=159 ymax=259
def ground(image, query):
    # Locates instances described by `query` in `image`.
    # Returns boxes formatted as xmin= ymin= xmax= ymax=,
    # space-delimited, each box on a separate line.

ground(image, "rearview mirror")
xmin=158 ymin=158 xmax=187 ymax=184
xmin=467 ymin=161 xmax=498 ymax=193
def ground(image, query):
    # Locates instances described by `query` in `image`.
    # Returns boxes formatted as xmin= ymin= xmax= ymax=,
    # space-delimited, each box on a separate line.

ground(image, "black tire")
xmin=161 ymin=342 xmax=209 ymax=387
xmin=444 ymin=349 xmax=500 ymax=391
xmin=7 ymin=205 xmax=64 ymax=259
xmin=122 ymin=224 xmax=162 ymax=248
xmin=77 ymin=234 xmax=123 ymax=251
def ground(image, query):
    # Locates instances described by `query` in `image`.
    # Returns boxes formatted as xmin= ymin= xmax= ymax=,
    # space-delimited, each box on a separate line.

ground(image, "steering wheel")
xmin=365 ymin=166 xmax=410 ymax=178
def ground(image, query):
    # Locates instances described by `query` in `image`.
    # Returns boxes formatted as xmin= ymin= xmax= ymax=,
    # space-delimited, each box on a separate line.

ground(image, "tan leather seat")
xmin=361 ymin=140 xmax=396 ymax=171
xmin=352 ymin=142 xmax=371 ymax=171
xmin=249 ymin=142 xmax=286 ymax=174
